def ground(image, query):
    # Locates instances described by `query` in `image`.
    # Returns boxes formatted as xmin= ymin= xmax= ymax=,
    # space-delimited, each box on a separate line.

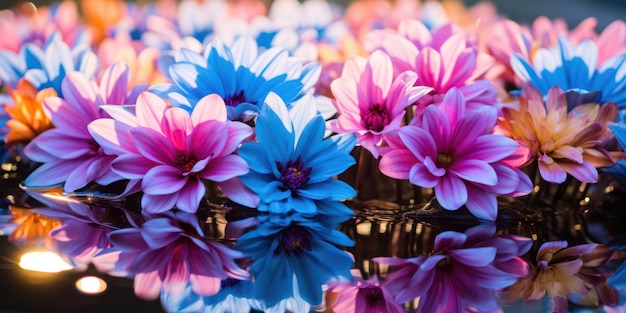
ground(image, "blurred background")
xmin=0 ymin=0 xmax=625 ymax=29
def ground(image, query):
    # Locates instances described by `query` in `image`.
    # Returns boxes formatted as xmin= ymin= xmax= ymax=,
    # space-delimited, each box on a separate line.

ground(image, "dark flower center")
xmin=436 ymin=153 xmax=453 ymax=169
xmin=363 ymin=103 xmax=390 ymax=132
xmin=277 ymin=157 xmax=312 ymax=192
xmin=274 ymin=225 xmax=312 ymax=257
xmin=175 ymin=154 xmax=197 ymax=173
xmin=357 ymin=286 xmax=385 ymax=308
xmin=436 ymin=257 xmax=452 ymax=270
xmin=88 ymin=139 xmax=104 ymax=155
xmin=224 ymin=90 xmax=256 ymax=107
xmin=220 ymin=277 xmax=241 ymax=289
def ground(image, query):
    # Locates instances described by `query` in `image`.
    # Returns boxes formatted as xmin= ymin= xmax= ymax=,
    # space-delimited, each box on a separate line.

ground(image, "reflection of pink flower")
xmin=502 ymin=241 xmax=619 ymax=313
xmin=375 ymin=229 xmax=528 ymax=312
xmin=366 ymin=20 xmax=497 ymax=114
xmin=103 ymin=212 xmax=249 ymax=300
xmin=89 ymin=92 xmax=256 ymax=213
xmin=379 ymin=88 xmax=532 ymax=220
xmin=329 ymin=50 xmax=430 ymax=157
xmin=328 ymin=275 xmax=404 ymax=313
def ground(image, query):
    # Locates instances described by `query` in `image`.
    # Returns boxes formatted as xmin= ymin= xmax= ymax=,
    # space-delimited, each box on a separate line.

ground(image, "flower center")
xmin=224 ymin=90 xmax=256 ymax=107
xmin=274 ymin=225 xmax=312 ymax=257
xmin=175 ymin=154 xmax=197 ymax=173
xmin=357 ymin=286 xmax=385 ymax=308
xmin=363 ymin=103 xmax=390 ymax=132
xmin=436 ymin=153 xmax=453 ymax=169
xmin=277 ymin=157 xmax=312 ymax=192
xmin=436 ymin=257 xmax=452 ymax=269
xmin=88 ymin=139 xmax=104 ymax=155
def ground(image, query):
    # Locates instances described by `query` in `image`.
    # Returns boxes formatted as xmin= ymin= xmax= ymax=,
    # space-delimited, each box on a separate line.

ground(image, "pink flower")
xmin=366 ymin=20 xmax=497 ymax=114
xmin=88 ymin=92 xmax=257 ymax=213
xmin=379 ymin=88 xmax=532 ymax=220
xmin=24 ymin=63 xmax=146 ymax=192
xmin=374 ymin=229 xmax=526 ymax=312
xmin=329 ymin=50 xmax=431 ymax=158
xmin=100 ymin=212 xmax=249 ymax=300
xmin=327 ymin=275 xmax=405 ymax=313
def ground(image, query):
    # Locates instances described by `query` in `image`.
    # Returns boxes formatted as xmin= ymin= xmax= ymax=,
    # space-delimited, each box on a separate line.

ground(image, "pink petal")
xmin=538 ymin=157 xmax=568 ymax=183
xmin=143 ymin=165 xmax=187 ymax=195
xmin=449 ymin=159 xmax=497 ymax=185
xmin=100 ymin=62 xmax=130 ymax=105
xmin=163 ymin=245 xmax=189 ymax=295
xmin=192 ymin=94 xmax=227 ymax=125
xmin=451 ymin=107 xmax=496 ymax=153
xmin=459 ymin=134 xmax=518 ymax=163
xmin=88 ymin=118 xmax=136 ymax=155
xmin=464 ymin=184 xmax=498 ymax=221
xmin=43 ymin=97 xmax=88 ymax=135
xmin=32 ymin=129 xmax=92 ymax=159
xmin=379 ymin=149 xmax=416 ymax=180
xmin=61 ymin=72 xmax=100 ymax=121
xmin=217 ymin=178 xmax=260 ymax=208
xmin=23 ymin=159 xmax=73 ymax=187
xmin=416 ymin=47 xmax=443 ymax=90
xmin=341 ymin=56 xmax=367 ymax=82
xmin=399 ymin=125 xmax=437 ymax=161
xmin=190 ymin=274 xmax=221 ymax=296
xmin=136 ymin=91 xmax=167 ymax=130
xmin=558 ymin=160 xmax=598 ymax=183
xmin=130 ymin=127 xmax=176 ymax=164
xmin=162 ymin=108 xmax=193 ymax=151
xmin=64 ymin=157 xmax=100 ymax=192
xmin=422 ymin=155 xmax=445 ymax=177
xmin=448 ymin=247 xmax=496 ymax=266
xmin=434 ymin=175 xmax=467 ymax=210
xmin=112 ymin=154 xmax=158 ymax=179
xmin=134 ymin=271 xmax=163 ymax=300
xmin=222 ymin=122 xmax=254 ymax=155
xmin=330 ymin=79 xmax=359 ymax=115
xmin=175 ymin=179 xmax=205 ymax=213
xmin=369 ymin=50 xmax=393 ymax=102
xmin=141 ymin=193 xmax=178 ymax=214
xmin=188 ymin=121 xmax=228 ymax=159
xmin=201 ymin=155 xmax=249 ymax=182
xmin=421 ymin=106 xmax=451 ymax=151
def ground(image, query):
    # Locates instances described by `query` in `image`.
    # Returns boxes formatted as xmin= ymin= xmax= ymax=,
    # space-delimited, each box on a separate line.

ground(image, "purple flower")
xmin=23 ymin=63 xmax=146 ymax=192
xmin=374 ymin=229 xmax=526 ymax=312
xmin=328 ymin=275 xmax=405 ymax=313
xmin=379 ymin=88 xmax=532 ymax=220
xmin=98 ymin=211 xmax=249 ymax=300
xmin=88 ymin=92 xmax=257 ymax=213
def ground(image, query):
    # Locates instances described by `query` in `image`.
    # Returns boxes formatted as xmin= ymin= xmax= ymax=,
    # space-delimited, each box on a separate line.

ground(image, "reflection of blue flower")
xmin=512 ymin=38 xmax=626 ymax=108
xmin=239 ymin=94 xmax=356 ymax=214
xmin=0 ymin=33 xmax=97 ymax=96
xmin=153 ymin=36 xmax=320 ymax=121
xmin=236 ymin=212 xmax=354 ymax=307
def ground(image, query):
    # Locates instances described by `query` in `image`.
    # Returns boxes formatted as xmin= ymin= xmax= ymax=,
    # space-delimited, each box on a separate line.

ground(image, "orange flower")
xmin=9 ymin=205 xmax=60 ymax=247
xmin=3 ymin=79 xmax=56 ymax=146
xmin=499 ymin=86 xmax=616 ymax=184
xmin=502 ymin=241 xmax=618 ymax=313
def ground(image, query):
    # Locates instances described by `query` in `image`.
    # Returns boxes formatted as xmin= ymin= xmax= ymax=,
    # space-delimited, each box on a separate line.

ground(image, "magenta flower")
xmin=329 ymin=50 xmax=431 ymax=157
xmin=328 ymin=275 xmax=405 ymax=313
xmin=366 ymin=20 xmax=498 ymax=114
xmin=374 ymin=230 xmax=526 ymax=312
xmin=100 ymin=211 xmax=249 ymax=300
xmin=88 ymin=92 xmax=256 ymax=213
xmin=23 ymin=63 xmax=146 ymax=192
xmin=379 ymin=88 xmax=532 ymax=220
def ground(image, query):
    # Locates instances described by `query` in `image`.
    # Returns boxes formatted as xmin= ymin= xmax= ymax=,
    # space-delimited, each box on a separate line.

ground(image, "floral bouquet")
xmin=1 ymin=0 xmax=626 ymax=312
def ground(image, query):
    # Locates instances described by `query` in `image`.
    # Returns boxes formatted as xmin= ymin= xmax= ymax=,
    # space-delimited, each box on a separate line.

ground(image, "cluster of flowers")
xmin=2 ymin=0 xmax=626 ymax=312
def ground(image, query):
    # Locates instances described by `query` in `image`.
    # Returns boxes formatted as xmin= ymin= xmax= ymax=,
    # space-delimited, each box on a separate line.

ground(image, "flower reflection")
xmin=236 ymin=213 xmax=354 ymax=307
xmin=502 ymin=241 xmax=619 ymax=313
xmin=374 ymin=225 xmax=531 ymax=312
xmin=8 ymin=205 xmax=59 ymax=246
xmin=327 ymin=272 xmax=404 ymax=313
xmin=99 ymin=211 xmax=249 ymax=300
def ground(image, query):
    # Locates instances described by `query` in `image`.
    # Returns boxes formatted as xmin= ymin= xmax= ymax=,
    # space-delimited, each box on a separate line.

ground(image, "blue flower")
xmin=236 ymin=212 xmax=354 ymax=307
xmin=152 ymin=36 xmax=320 ymax=122
xmin=239 ymin=93 xmax=356 ymax=214
xmin=512 ymin=37 xmax=626 ymax=109
xmin=607 ymin=123 xmax=626 ymax=186
xmin=0 ymin=32 xmax=97 ymax=97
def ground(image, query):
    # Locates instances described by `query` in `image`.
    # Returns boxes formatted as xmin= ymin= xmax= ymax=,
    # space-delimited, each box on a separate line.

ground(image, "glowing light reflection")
xmin=19 ymin=251 xmax=73 ymax=273
xmin=75 ymin=276 xmax=107 ymax=294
